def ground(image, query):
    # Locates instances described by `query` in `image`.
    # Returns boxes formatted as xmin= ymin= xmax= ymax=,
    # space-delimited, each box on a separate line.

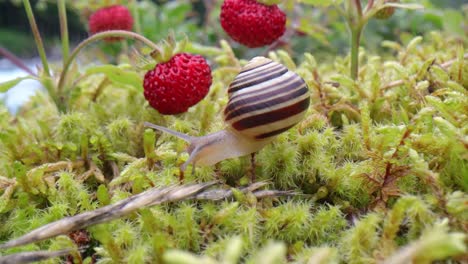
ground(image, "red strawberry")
xmin=220 ymin=0 xmax=286 ymax=48
xmin=88 ymin=5 xmax=134 ymax=42
xmin=143 ymin=53 xmax=212 ymax=115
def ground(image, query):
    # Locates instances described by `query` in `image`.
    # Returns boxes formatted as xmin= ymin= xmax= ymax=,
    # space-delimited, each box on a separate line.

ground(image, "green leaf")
xmin=442 ymin=9 xmax=464 ymax=36
xmin=381 ymin=41 xmax=402 ymax=51
xmin=164 ymin=2 xmax=191 ymax=23
xmin=0 ymin=76 xmax=35 ymax=93
xmin=385 ymin=3 xmax=424 ymax=10
xmin=406 ymin=36 xmax=423 ymax=53
xmin=299 ymin=0 xmax=342 ymax=7
xmin=426 ymin=96 xmax=459 ymax=126
xmin=277 ymin=50 xmax=296 ymax=70
xmin=85 ymin=65 xmax=142 ymax=91
xmin=96 ymin=184 xmax=111 ymax=206
xmin=330 ymin=74 xmax=355 ymax=88
xmin=296 ymin=19 xmax=330 ymax=45
xmin=415 ymin=58 xmax=434 ymax=80
xmin=422 ymin=12 xmax=444 ymax=28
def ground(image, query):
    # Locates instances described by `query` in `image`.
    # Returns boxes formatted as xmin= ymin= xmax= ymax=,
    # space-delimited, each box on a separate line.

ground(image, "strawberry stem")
xmin=58 ymin=0 xmax=69 ymax=65
xmin=23 ymin=0 xmax=50 ymax=77
xmin=148 ymin=33 xmax=185 ymax=63
xmin=365 ymin=0 xmax=375 ymax=12
xmin=56 ymin=30 xmax=159 ymax=111
xmin=352 ymin=0 xmax=363 ymax=18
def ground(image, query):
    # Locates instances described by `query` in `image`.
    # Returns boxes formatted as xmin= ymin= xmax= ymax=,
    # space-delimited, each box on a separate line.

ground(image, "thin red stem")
xmin=0 ymin=46 xmax=36 ymax=76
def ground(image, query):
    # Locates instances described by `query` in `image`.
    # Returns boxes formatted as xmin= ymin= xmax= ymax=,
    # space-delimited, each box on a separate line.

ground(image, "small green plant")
xmin=299 ymin=0 xmax=424 ymax=80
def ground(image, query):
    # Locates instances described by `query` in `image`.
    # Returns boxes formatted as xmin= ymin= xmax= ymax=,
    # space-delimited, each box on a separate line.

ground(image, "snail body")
xmin=145 ymin=56 xmax=310 ymax=172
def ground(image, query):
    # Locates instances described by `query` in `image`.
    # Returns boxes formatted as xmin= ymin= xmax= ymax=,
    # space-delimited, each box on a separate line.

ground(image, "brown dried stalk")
xmin=0 ymin=248 xmax=74 ymax=264
xmin=0 ymin=181 xmax=293 ymax=250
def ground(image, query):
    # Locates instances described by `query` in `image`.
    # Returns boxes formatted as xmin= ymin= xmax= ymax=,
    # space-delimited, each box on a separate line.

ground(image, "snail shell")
xmin=224 ymin=56 xmax=310 ymax=140
xmin=145 ymin=56 xmax=310 ymax=171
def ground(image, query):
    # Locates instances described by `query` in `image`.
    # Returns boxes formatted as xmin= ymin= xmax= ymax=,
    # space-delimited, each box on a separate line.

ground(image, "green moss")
xmin=308 ymin=205 xmax=347 ymax=245
xmin=262 ymin=201 xmax=310 ymax=243
xmin=340 ymin=213 xmax=382 ymax=263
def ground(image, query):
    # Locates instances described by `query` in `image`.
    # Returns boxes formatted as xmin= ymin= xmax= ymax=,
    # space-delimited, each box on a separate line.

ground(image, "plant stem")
xmin=56 ymin=30 xmax=158 ymax=110
xmin=58 ymin=0 xmax=69 ymax=65
xmin=130 ymin=0 xmax=142 ymax=34
xmin=23 ymin=0 xmax=50 ymax=77
xmin=143 ymin=129 xmax=158 ymax=169
xmin=352 ymin=0 xmax=363 ymax=17
xmin=365 ymin=0 xmax=375 ymax=12
xmin=346 ymin=0 xmax=364 ymax=80
xmin=350 ymin=27 xmax=362 ymax=80
xmin=0 ymin=46 xmax=36 ymax=76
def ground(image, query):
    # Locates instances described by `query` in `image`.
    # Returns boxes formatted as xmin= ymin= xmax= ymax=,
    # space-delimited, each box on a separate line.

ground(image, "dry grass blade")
xmin=0 ymin=182 xmax=217 ymax=249
xmin=0 ymin=181 xmax=295 ymax=250
xmin=194 ymin=181 xmax=268 ymax=200
xmin=252 ymin=189 xmax=298 ymax=199
xmin=0 ymin=248 xmax=73 ymax=264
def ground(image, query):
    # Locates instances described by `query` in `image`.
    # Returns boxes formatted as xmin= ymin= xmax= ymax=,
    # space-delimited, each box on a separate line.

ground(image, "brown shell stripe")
xmin=227 ymin=77 xmax=309 ymax=140
xmin=255 ymin=124 xmax=297 ymax=139
xmin=228 ymin=70 xmax=303 ymax=103
xmin=224 ymin=75 xmax=306 ymax=117
xmin=229 ymin=61 xmax=279 ymax=87
xmin=225 ymin=66 xmax=309 ymax=124
xmin=235 ymin=99 xmax=310 ymax=140
xmin=240 ymin=109 xmax=309 ymax=140
xmin=231 ymin=97 xmax=310 ymax=131
xmin=237 ymin=59 xmax=273 ymax=75
xmin=228 ymin=64 xmax=288 ymax=94
xmin=225 ymin=84 xmax=308 ymax=121
xmin=224 ymin=56 xmax=310 ymax=140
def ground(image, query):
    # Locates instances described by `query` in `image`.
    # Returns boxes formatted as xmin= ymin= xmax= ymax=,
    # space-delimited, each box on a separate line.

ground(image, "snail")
xmin=145 ymin=56 xmax=310 ymax=176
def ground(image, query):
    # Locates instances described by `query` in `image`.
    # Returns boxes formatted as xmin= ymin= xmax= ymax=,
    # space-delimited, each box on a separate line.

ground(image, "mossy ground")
xmin=0 ymin=24 xmax=467 ymax=264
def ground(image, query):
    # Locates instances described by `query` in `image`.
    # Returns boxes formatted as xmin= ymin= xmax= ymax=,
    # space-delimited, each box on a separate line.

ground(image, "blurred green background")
xmin=0 ymin=0 xmax=466 ymax=59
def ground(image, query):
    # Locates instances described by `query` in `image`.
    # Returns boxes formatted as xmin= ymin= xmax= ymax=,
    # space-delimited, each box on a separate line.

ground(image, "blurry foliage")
xmin=0 ymin=0 xmax=86 ymax=57
xmin=0 ymin=0 xmax=467 ymax=263
xmin=1 ymin=0 xmax=467 ymax=59
xmin=0 ymin=28 xmax=40 ymax=57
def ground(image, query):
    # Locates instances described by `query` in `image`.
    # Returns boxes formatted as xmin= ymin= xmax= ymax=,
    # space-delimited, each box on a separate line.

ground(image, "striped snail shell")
xmin=224 ymin=56 xmax=310 ymax=141
xmin=145 ymin=56 xmax=310 ymax=171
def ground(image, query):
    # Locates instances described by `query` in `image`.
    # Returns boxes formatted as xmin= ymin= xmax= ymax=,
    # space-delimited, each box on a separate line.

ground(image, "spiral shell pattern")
xmin=224 ymin=57 xmax=310 ymax=140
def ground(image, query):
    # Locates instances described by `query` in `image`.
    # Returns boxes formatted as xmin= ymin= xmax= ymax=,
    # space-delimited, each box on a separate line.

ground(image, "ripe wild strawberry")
xmin=143 ymin=53 xmax=212 ymax=115
xmin=88 ymin=5 xmax=134 ymax=42
xmin=374 ymin=0 xmax=399 ymax=20
xmin=220 ymin=0 xmax=286 ymax=48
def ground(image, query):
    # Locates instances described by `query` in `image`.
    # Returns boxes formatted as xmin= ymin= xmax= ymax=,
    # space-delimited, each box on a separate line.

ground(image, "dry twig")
xmin=0 ymin=181 xmax=294 ymax=250
xmin=0 ymin=249 xmax=73 ymax=264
